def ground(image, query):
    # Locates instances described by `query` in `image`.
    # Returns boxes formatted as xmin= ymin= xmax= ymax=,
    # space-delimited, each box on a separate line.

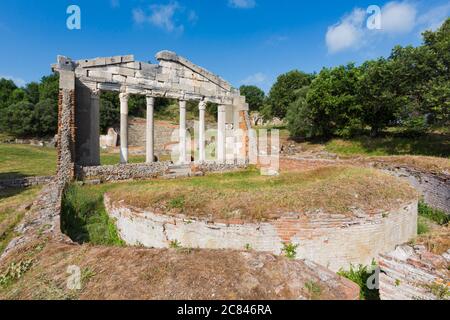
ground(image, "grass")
xmin=0 ymin=187 xmax=42 ymax=254
xmin=418 ymin=201 xmax=449 ymax=226
xmin=337 ymin=261 xmax=380 ymax=300
xmin=0 ymin=143 xmax=147 ymax=179
xmin=100 ymin=165 xmax=415 ymax=221
xmin=325 ymin=132 xmax=450 ymax=158
xmin=0 ymin=144 xmax=57 ymax=179
xmin=61 ymin=184 xmax=124 ymax=246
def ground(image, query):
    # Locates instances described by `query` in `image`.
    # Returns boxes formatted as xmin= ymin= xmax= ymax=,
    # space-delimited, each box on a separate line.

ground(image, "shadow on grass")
xmin=0 ymin=187 xmax=28 ymax=201
xmin=0 ymin=172 xmax=28 ymax=181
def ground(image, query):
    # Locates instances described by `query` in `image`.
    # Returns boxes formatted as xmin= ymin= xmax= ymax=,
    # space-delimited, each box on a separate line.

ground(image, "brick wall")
xmin=105 ymin=196 xmax=418 ymax=272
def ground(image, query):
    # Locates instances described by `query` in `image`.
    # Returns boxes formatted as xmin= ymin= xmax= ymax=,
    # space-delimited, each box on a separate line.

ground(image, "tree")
xmin=0 ymin=101 xmax=35 ymax=137
xmin=267 ymin=70 xmax=313 ymax=119
xmin=33 ymin=98 xmax=58 ymax=136
xmin=100 ymin=92 xmax=120 ymax=133
xmin=357 ymin=58 xmax=399 ymax=136
xmin=286 ymin=92 xmax=314 ymax=138
xmin=39 ymin=73 xmax=59 ymax=103
xmin=25 ymin=82 xmax=40 ymax=105
xmin=0 ymin=78 xmax=17 ymax=109
xmin=239 ymin=85 xmax=265 ymax=112
xmin=305 ymin=64 xmax=362 ymax=138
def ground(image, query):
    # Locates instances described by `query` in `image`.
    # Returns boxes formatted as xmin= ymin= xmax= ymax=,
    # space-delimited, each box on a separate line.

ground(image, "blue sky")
xmin=0 ymin=0 xmax=449 ymax=92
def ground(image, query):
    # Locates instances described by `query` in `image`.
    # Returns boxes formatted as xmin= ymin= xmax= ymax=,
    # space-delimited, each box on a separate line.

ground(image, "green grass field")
xmin=325 ymin=132 xmax=450 ymax=158
xmin=0 ymin=144 xmax=145 ymax=179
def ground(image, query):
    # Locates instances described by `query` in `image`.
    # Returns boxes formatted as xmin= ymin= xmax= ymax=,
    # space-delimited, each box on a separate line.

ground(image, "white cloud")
xmin=381 ymin=2 xmax=416 ymax=33
xmin=228 ymin=0 xmax=256 ymax=9
xmin=326 ymin=1 xmax=419 ymax=53
xmin=240 ymin=72 xmax=267 ymax=85
xmin=0 ymin=75 xmax=26 ymax=87
xmin=326 ymin=8 xmax=366 ymax=53
xmin=132 ymin=2 xmax=196 ymax=34
xmin=417 ymin=3 xmax=450 ymax=32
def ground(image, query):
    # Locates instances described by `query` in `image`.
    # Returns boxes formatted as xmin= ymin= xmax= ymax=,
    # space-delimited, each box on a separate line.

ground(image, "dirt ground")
xmin=0 ymin=240 xmax=358 ymax=300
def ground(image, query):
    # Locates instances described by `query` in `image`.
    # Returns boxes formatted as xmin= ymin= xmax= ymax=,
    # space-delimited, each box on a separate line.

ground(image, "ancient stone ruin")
xmin=52 ymin=51 xmax=252 ymax=180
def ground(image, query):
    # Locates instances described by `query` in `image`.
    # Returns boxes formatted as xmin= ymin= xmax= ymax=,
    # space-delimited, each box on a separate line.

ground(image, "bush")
xmin=337 ymin=261 xmax=380 ymax=300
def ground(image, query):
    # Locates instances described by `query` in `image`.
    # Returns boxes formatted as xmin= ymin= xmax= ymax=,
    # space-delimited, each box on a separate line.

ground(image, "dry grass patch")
xmin=0 ymin=240 xmax=358 ymax=300
xmin=412 ymin=225 xmax=450 ymax=255
xmin=107 ymin=166 xmax=416 ymax=221
xmin=367 ymin=156 xmax=450 ymax=174
xmin=0 ymin=187 xmax=42 ymax=254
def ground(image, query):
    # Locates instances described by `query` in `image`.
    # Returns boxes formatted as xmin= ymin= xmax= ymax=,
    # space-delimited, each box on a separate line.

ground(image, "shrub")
xmin=282 ymin=242 xmax=299 ymax=259
xmin=337 ymin=261 xmax=380 ymax=300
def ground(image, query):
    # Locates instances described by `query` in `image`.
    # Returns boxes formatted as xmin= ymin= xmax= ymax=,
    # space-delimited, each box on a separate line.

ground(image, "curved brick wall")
xmin=105 ymin=195 xmax=418 ymax=271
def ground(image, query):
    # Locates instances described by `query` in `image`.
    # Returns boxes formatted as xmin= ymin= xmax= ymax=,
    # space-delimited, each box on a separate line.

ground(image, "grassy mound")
xmin=104 ymin=166 xmax=416 ymax=221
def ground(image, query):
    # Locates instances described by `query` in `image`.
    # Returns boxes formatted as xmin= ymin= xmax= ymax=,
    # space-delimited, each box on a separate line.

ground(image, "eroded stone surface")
xmin=380 ymin=244 xmax=450 ymax=300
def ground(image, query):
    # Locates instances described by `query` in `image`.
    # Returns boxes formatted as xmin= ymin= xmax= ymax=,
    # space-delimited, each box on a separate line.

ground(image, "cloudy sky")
xmin=0 ymin=0 xmax=449 ymax=91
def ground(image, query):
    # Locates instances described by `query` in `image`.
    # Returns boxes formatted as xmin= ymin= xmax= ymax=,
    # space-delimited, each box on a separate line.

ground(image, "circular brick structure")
xmin=105 ymin=195 xmax=418 ymax=271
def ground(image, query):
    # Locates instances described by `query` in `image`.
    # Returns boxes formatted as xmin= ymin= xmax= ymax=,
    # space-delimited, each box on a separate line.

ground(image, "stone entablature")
xmin=54 ymin=52 xmax=247 ymax=107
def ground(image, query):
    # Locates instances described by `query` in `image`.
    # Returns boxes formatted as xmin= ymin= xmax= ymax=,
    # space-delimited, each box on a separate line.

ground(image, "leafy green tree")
xmin=99 ymin=92 xmax=120 ymax=133
xmin=239 ymin=85 xmax=266 ymax=112
xmin=0 ymin=101 xmax=35 ymax=137
xmin=357 ymin=58 xmax=399 ymax=136
xmin=9 ymin=88 xmax=27 ymax=105
xmin=267 ymin=70 xmax=313 ymax=119
xmin=25 ymin=82 xmax=40 ymax=104
xmin=305 ymin=64 xmax=362 ymax=138
xmin=0 ymin=78 xmax=17 ymax=109
xmin=39 ymin=73 xmax=59 ymax=103
xmin=33 ymin=98 xmax=58 ymax=136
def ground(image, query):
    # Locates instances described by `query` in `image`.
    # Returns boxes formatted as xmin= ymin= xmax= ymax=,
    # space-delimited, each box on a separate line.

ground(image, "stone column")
xmin=90 ymin=89 xmax=101 ymax=166
xmin=119 ymin=93 xmax=129 ymax=164
xmin=217 ymin=105 xmax=226 ymax=163
xmin=198 ymin=100 xmax=207 ymax=163
xmin=146 ymin=96 xmax=155 ymax=163
xmin=179 ymin=100 xmax=187 ymax=164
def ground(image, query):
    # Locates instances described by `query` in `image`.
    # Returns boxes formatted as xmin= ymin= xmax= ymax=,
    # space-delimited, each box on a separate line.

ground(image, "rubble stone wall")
xmin=76 ymin=162 xmax=171 ymax=182
xmin=0 ymin=176 xmax=54 ymax=188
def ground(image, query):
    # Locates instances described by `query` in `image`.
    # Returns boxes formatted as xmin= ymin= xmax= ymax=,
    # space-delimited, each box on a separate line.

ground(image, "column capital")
xmin=179 ymin=100 xmax=187 ymax=109
xmin=218 ymin=105 xmax=227 ymax=113
xmin=119 ymin=92 xmax=130 ymax=102
xmin=91 ymin=89 xmax=100 ymax=100
xmin=146 ymin=95 xmax=155 ymax=104
xmin=199 ymin=100 xmax=207 ymax=111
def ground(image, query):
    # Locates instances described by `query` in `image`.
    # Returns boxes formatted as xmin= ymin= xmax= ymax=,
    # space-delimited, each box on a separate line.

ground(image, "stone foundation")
xmin=76 ymin=162 xmax=171 ymax=182
xmin=105 ymin=196 xmax=418 ymax=271
xmin=0 ymin=176 xmax=54 ymax=188
xmin=379 ymin=245 xmax=450 ymax=300
xmin=373 ymin=163 xmax=450 ymax=214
